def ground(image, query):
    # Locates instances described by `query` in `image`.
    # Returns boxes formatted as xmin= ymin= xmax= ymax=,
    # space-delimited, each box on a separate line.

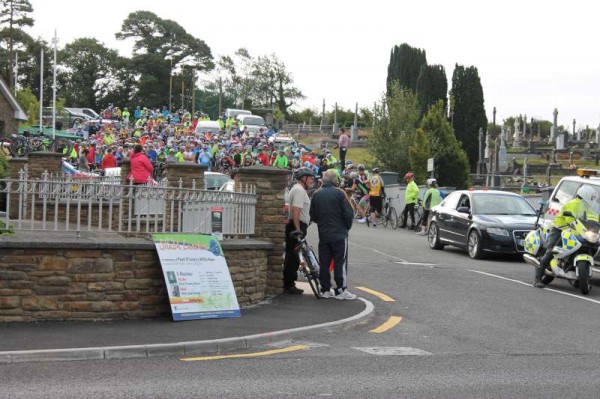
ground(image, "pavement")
xmin=0 ymin=282 xmax=373 ymax=364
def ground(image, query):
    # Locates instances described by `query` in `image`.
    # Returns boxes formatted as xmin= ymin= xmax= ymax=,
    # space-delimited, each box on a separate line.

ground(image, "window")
xmin=552 ymin=180 xmax=580 ymax=206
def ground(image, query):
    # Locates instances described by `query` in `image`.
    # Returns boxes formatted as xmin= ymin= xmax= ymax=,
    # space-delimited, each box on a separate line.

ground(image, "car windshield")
xmin=242 ymin=117 xmax=265 ymax=126
xmin=472 ymin=194 xmax=536 ymax=216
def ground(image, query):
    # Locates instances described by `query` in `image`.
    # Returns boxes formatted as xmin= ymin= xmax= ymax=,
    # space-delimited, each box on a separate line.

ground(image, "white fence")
xmin=0 ymin=169 xmax=256 ymax=237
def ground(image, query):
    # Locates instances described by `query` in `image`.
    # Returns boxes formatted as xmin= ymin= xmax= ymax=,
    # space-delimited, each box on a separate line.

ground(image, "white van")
xmin=237 ymin=114 xmax=267 ymax=134
xmin=225 ymin=108 xmax=252 ymax=119
xmin=195 ymin=120 xmax=222 ymax=135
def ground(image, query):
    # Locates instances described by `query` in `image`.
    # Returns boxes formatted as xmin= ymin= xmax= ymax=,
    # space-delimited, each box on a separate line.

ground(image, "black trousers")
xmin=339 ymin=148 xmax=347 ymax=171
xmin=283 ymin=220 xmax=308 ymax=289
xmin=318 ymin=238 xmax=349 ymax=294
xmin=401 ymin=203 xmax=416 ymax=227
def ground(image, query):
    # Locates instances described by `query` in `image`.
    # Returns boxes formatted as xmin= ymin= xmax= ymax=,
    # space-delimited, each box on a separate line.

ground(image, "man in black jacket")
xmin=309 ymin=170 xmax=356 ymax=300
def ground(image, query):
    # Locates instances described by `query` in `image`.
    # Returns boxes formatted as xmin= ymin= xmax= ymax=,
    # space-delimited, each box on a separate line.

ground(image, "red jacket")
xmin=100 ymin=153 xmax=117 ymax=169
xmin=128 ymin=152 xmax=154 ymax=184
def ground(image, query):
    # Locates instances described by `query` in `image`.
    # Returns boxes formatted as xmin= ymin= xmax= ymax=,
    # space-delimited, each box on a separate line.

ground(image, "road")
xmin=2 ymin=221 xmax=600 ymax=398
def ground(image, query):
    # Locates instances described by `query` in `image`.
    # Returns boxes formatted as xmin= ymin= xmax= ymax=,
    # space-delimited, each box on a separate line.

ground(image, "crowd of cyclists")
xmin=46 ymin=104 xmax=443 ymax=230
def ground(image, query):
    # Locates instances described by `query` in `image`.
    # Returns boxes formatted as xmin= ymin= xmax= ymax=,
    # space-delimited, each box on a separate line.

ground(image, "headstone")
xmin=596 ymin=124 xmax=600 ymax=146
xmin=513 ymin=118 xmax=522 ymax=147
xmin=484 ymin=130 xmax=490 ymax=160
xmin=549 ymin=108 xmax=558 ymax=144
xmin=498 ymin=127 xmax=508 ymax=172
xmin=584 ymin=142 xmax=591 ymax=160
xmin=569 ymin=151 xmax=574 ymax=166
xmin=528 ymin=139 xmax=535 ymax=154
xmin=556 ymin=131 xmax=565 ymax=150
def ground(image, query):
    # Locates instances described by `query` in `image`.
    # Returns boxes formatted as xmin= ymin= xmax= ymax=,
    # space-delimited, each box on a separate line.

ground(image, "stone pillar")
xmin=164 ymin=162 xmax=205 ymax=189
xmin=27 ymin=152 xmax=63 ymax=179
xmin=234 ymin=165 xmax=290 ymax=295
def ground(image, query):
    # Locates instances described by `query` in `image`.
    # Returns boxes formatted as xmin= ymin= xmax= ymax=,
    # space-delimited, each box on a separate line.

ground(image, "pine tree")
xmin=408 ymin=128 xmax=431 ymax=183
xmin=421 ymin=101 xmax=470 ymax=189
xmin=0 ymin=0 xmax=34 ymax=87
xmin=449 ymin=64 xmax=487 ymax=170
xmin=386 ymin=43 xmax=427 ymax=94
xmin=416 ymin=64 xmax=448 ymax=118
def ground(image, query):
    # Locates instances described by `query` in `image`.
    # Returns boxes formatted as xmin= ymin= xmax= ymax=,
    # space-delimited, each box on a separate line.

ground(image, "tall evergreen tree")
xmin=0 ymin=0 xmax=34 ymax=87
xmin=368 ymin=83 xmax=420 ymax=174
xmin=449 ymin=64 xmax=487 ymax=170
xmin=421 ymin=100 xmax=470 ymax=189
xmin=416 ymin=64 xmax=448 ymax=117
xmin=386 ymin=43 xmax=427 ymax=94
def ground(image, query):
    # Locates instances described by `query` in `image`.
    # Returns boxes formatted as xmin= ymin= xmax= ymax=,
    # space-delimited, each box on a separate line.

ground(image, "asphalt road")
xmin=2 ymin=221 xmax=600 ymax=398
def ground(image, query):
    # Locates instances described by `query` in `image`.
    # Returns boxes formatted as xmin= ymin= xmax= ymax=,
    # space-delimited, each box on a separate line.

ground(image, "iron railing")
xmin=0 ymin=168 xmax=256 ymax=237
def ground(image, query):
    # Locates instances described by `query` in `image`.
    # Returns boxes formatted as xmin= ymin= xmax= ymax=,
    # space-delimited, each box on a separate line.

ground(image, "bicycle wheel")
xmin=306 ymin=272 xmax=321 ymax=299
xmin=10 ymin=137 xmax=28 ymax=157
xmin=390 ymin=207 xmax=398 ymax=229
xmin=52 ymin=138 xmax=72 ymax=155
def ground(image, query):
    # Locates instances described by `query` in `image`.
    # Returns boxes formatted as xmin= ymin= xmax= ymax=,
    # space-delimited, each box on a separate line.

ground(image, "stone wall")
xmin=0 ymin=239 xmax=272 ymax=322
xmin=0 ymin=93 xmax=19 ymax=138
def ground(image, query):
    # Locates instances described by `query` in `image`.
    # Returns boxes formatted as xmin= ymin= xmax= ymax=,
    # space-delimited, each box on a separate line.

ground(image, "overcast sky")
xmin=28 ymin=0 xmax=600 ymax=130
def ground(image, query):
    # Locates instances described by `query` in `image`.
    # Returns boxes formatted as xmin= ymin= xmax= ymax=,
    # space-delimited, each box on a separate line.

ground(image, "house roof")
xmin=0 ymin=77 xmax=27 ymax=121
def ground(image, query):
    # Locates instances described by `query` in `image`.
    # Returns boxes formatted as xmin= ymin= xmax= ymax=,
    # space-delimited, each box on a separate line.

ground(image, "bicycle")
xmin=293 ymin=233 xmax=321 ymax=299
xmin=9 ymin=132 xmax=72 ymax=158
xmin=382 ymin=196 xmax=398 ymax=229
xmin=398 ymin=199 xmax=423 ymax=231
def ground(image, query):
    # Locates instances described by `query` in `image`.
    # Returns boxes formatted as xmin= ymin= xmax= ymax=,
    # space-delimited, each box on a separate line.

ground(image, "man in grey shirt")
xmin=283 ymin=167 xmax=315 ymax=294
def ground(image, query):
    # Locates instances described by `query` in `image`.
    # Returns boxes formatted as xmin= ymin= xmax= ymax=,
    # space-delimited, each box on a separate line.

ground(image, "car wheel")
xmin=428 ymin=222 xmax=444 ymax=250
xmin=468 ymin=230 xmax=483 ymax=259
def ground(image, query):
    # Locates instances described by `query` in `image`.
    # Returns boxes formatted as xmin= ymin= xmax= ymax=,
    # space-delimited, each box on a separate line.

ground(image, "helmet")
xmin=293 ymin=167 xmax=315 ymax=180
xmin=372 ymin=168 xmax=380 ymax=173
xmin=358 ymin=164 xmax=365 ymax=171
xmin=349 ymin=172 xmax=358 ymax=179
xmin=426 ymin=178 xmax=437 ymax=187
xmin=576 ymin=185 xmax=598 ymax=205
xmin=405 ymin=172 xmax=414 ymax=180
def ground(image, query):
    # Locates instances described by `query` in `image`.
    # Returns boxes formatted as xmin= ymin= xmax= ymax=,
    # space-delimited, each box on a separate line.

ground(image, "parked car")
xmin=268 ymin=132 xmax=296 ymax=145
xmin=65 ymin=108 xmax=100 ymax=120
xmin=237 ymin=114 xmax=267 ymax=134
xmin=195 ymin=121 xmax=222 ymax=135
xmin=204 ymin=172 xmax=231 ymax=191
xmin=427 ymin=190 xmax=538 ymax=259
xmin=42 ymin=107 xmax=92 ymax=129
xmin=539 ymin=168 xmax=600 ymax=229
xmin=219 ymin=180 xmax=235 ymax=192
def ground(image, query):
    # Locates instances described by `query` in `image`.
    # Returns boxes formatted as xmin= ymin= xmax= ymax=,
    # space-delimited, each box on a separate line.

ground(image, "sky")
xmin=27 ymin=0 xmax=600 ymax=130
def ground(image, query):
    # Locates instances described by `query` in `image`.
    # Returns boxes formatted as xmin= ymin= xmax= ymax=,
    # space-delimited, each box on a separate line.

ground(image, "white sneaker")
xmin=358 ymin=217 xmax=367 ymax=223
xmin=320 ymin=289 xmax=335 ymax=299
xmin=335 ymin=289 xmax=357 ymax=300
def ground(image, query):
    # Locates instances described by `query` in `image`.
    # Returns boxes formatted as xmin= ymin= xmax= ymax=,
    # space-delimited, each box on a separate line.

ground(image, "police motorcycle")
xmin=523 ymin=203 xmax=600 ymax=295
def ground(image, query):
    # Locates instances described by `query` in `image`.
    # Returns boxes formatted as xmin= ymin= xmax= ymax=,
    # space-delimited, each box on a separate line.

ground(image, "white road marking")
xmin=353 ymin=347 xmax=433 ymax=356
xmin=469 ymin=270 xmax=600 ymax=305
xmin=350 ymin=241 xmax=435 ymax=267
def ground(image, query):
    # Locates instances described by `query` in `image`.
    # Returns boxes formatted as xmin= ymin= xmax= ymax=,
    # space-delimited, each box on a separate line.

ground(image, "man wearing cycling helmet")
xmin=417 ymin=178 xmax=442 ymax=235
xmin=283 ymin=167 xmax=315 ymax=294
xmin=367 ymin=168 xmax=385 ymax=223
xmin=400 ymin=172 xmax=419 ymax=229
xmin=534 ymin=185 xmax=599 ymax=288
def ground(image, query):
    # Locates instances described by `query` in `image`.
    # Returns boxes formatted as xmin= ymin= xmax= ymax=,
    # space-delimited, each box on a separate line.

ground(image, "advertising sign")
xmin=153 ymin=233 xmax=240 ymax=321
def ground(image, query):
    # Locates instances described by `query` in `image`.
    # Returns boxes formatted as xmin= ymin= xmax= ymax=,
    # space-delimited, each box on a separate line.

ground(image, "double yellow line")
xmin=355 ymin=286 xmax=402 ymax=333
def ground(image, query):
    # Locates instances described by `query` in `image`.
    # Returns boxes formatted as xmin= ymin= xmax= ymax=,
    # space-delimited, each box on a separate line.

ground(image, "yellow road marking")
xmin=356 ymin=286 xmax=395 ymax=302
xmin=181 ymin=344 xmax=308 ymax=362
xmin=370 ymin=316 xmax=402 ymax=333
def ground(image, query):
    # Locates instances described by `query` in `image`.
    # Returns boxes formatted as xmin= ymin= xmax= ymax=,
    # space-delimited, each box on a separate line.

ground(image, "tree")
xmin=116 ymin=10 xmax=213 ymax=109
xmin=386 ymin=43 xmax=427 ymax=94
xmin=16 ymin=87 xmax=37 ymax=124
xmin=368 ymin=83 xmax=420 ymax=174
xmin=416 ymin=64 xmax=448 ymax=117
xmin=450 ymin=64 xmax=487 ymax=169
xmin=57 ymin=38 xmax=126 ymax=110
xmin=421 ymin=101 xmax=470 ymax=189
xmin=0 ymin=0 xmax=33 ymax=87
xmin=408 ymin=128 xmax=431 ymax=183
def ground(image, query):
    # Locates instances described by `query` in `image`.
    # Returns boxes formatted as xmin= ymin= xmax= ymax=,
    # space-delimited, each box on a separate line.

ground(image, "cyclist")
xmin=400 ymin=172 xmax=419 ymax=229
xmin=367 ymin=168 xmax=385 ymax=224
xmin=345 ymin=172 xmax=370 ymax=223
xmin=417 ymin=178 xmax=442 ymax=235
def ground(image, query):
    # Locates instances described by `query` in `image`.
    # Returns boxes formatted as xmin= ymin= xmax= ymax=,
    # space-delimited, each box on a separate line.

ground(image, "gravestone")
xmin=549 ymin=108 xmax=558 ymax=144
xmin=498 ymin=127 xmax=508 ymax=173
xmin=556 ymin=131 xmax=565 ymax=150
xmin=584 ymin=142 xmax=591 ymax=160
xmin=513 ymin=117 xmax=522 ymax=147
